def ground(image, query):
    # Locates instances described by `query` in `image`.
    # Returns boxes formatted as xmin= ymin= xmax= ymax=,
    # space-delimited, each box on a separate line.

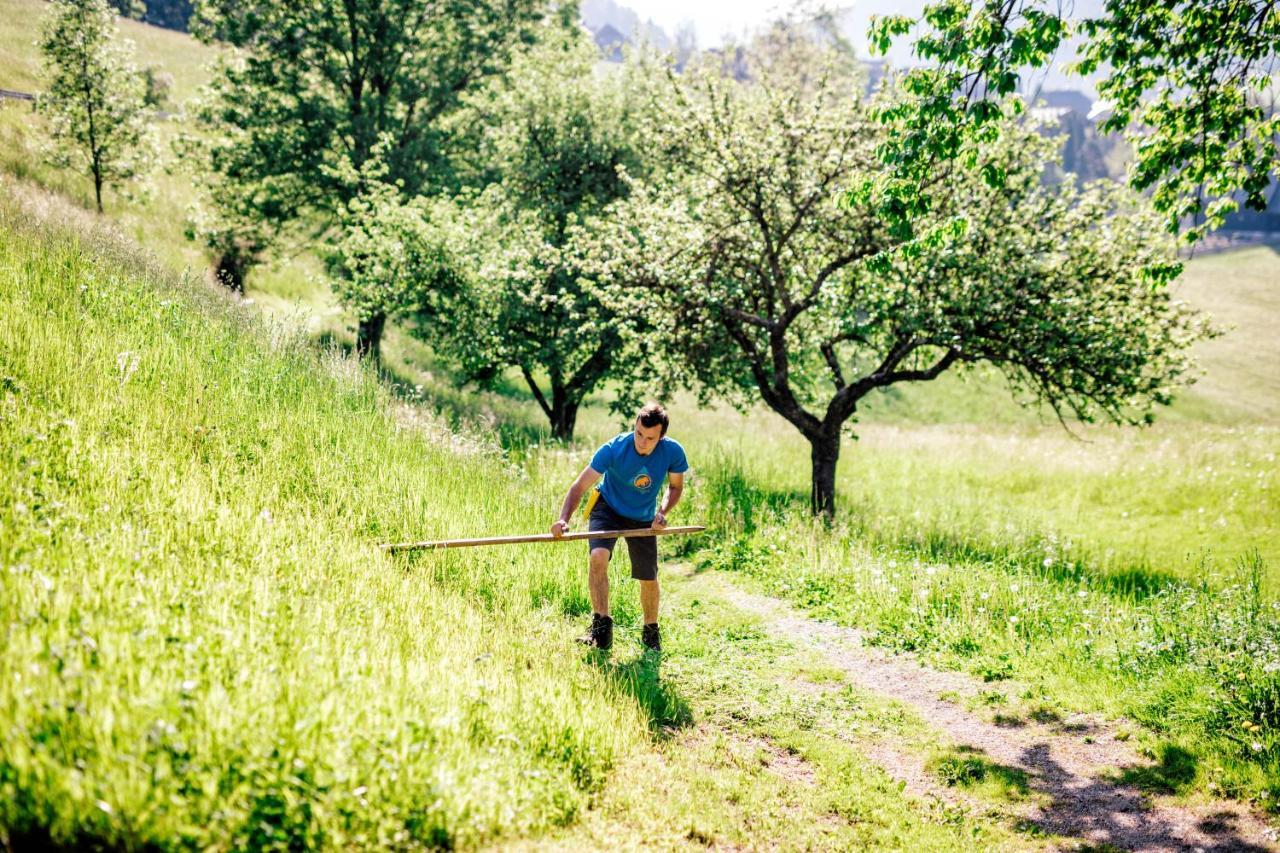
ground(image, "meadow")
xmin=2 ymin=179 xmax=1057 ymax=850
xmin=3 ymin=2 xmax=1280 ymax=846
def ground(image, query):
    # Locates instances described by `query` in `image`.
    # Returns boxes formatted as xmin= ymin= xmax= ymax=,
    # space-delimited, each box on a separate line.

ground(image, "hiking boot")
xmin=576 ymin=613 xmax=613 ymax=650
xmin=641 ymin=622 xmax=661 ymax=652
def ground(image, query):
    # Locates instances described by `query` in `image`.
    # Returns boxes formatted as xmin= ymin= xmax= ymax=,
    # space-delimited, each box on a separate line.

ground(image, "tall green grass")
xmin=0 ymin=184 xmax=654 ymax=849
xmin=696 ymin=455 xmax=1280 ymax=808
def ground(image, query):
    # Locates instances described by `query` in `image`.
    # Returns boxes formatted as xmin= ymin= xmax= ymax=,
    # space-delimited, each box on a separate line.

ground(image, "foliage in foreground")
xmin=866 ymin=0 xmax=1280 ymax=244
xmin=0 ymin=187 xmax=646 ymax=849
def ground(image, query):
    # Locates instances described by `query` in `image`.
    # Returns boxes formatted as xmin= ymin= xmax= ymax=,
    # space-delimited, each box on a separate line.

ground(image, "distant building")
xmin=1035 ymin=89 xmax=1094 ymax=115
xmin=594 ymin=23 xmax=627 ymax=62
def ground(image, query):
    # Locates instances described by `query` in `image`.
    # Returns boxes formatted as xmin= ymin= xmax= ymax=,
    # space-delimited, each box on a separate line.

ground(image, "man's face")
xmin=632 ymin=419 xmax=663 ymax=455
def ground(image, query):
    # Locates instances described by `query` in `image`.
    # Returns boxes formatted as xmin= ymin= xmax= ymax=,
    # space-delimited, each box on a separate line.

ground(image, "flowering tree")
xmin=425 ymin=34 xmax=656 ymax=441
xmin=599 ymin=27 xmax=1212 ymax=516
xmin=866 ymin=0 xmax=1280 ymax=245
xmin=38 ymin=0 xmax=152 ymax=214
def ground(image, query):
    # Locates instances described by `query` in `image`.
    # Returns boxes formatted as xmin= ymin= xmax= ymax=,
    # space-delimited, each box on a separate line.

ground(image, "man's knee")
xmin=589 ymin=547 xmax=612 ymax=571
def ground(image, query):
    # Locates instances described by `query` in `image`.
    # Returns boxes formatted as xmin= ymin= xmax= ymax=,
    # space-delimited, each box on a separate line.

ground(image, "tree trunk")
xmin=213 ymin=251 xmax=246 ymax=293
xmin=356 ymin=312 xmax=386 ymax=362
xmin=549 ymin=383 xmax=579 ymax=442
xmin=809 ymin=429 xmax=841 ymax=518
xmin=93 ymin=169 xmax=103 ymax=214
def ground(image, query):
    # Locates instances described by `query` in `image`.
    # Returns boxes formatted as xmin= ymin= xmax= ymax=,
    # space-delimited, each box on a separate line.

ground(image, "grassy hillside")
xmin=0 ymin=0 xmax=214 ymax=99
xmin=0 ymin=182 xmax=643 ymax=848
xmin=3 ymin=179 xmax=1053 ymax=850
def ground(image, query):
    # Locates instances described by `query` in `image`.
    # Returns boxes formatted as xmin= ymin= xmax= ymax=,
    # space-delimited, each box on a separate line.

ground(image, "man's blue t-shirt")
xmin=590 ymin=432 xmax=688 ymax=522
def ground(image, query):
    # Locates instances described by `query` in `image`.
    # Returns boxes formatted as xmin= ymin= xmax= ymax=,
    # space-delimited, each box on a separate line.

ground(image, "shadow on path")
xmin=707 ymin=572 xmax=1279 ymax=852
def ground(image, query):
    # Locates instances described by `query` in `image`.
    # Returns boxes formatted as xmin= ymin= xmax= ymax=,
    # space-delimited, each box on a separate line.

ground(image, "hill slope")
xmin=4 ymin=179 xmax=1047 ymax=851
xmin=0 ymin=180 xmax=645 ymax=848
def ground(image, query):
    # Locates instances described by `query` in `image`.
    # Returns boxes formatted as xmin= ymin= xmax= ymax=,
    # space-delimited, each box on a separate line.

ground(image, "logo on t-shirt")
xmin=632 ymin=467 xmax=653 ymax=490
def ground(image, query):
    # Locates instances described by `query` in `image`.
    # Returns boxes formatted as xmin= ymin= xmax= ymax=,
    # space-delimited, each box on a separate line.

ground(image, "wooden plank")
xmin=380 ymin=525 xmax=706 ymax=553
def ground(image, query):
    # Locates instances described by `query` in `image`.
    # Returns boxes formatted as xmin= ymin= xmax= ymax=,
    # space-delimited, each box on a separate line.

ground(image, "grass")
xmin=928 ymin=747 xmax=1033 ymax=802
xmin=0 ymin=0 xmax=216 ymax=100
xmin=3 ymin=4 xmax=1280 ymax=840
xmin=1 ymin=179 xmax=1059 ymax=850
xmin=694 ymin=494 xmax=1280 ymax=808
xmin=0 ymin=183 xmax=653 ymax=848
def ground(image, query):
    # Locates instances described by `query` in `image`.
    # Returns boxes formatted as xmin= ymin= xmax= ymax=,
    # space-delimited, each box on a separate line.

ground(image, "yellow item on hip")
xmin=583 ymin=486 xmax=602 ymax=517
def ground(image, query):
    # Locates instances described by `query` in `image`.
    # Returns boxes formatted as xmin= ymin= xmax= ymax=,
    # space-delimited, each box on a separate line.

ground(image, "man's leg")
xmin=589 ymin=547 xmax=612 ymax=616
xmin=639 ymin=579 xmax=659 ymax=624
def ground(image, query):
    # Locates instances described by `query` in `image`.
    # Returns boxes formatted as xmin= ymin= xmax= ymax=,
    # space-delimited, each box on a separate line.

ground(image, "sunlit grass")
xmin=0 ymin=185 xmax=654 ymax=848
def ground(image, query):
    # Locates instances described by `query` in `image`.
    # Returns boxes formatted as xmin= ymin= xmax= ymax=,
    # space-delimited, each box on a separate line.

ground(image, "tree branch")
xmin=520 ymin=365 xmax=553 ymax=420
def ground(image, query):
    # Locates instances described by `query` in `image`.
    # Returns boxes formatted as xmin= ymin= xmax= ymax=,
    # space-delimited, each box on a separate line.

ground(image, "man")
xmin=550 ymin=402 xmax=688 ymax=652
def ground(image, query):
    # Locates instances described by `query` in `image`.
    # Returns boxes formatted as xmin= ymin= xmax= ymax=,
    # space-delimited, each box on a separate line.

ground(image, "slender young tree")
xmin=38 ymin=0 xmax=152 ymax=214
xmin=189 ymin=0 xmax=555 ymax=360
xmin=600 ymin=27 xmax=1211 ymax=516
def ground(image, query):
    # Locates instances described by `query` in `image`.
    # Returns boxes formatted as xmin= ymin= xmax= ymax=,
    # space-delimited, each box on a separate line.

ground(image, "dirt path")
xmin=693 ymin=569 xmax=1280 ymax=853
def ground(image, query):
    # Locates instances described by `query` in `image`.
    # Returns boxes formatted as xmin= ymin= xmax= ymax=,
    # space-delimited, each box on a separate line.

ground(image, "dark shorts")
xmin=588 ymin=496 xmax=659 ymax=581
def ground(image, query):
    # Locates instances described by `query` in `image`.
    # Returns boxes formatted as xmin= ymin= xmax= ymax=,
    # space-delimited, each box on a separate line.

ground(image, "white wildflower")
xmin=116 ymin=351 xmax=140 ymax=384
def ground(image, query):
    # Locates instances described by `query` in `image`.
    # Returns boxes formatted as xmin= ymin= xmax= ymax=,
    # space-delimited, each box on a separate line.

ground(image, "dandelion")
xmin=1009 ymin=616 xmax=1019 ymax=625
xmin=180 ymin=679 xmax=197 ymax=693
xmin=1010 ymin=584 xmax=1020 ymax=593
xmin=1043 ymin=557 xmax=1053 ymax=567
xmin=96 ymin=800 xmax=112 ymax=814
xmin=1252 ymin=741 xmax=1264 ymax=753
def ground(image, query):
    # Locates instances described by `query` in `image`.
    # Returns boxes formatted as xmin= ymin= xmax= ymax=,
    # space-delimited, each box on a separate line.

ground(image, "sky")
xmin=621 ymin=0 xmax=1096 ymax=96
xmin=620 ymin=0 xmax=790 ymax=47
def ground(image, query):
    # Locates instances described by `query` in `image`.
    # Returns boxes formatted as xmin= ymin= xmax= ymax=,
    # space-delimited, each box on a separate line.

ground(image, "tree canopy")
xmin=188 ymin=0 xmax=555 ymax=358
xmin=866 ymin=0 xmax=1280 ymax=245
xmin=597 ymin=27 xmax=1211 ymax=515
xmin=419 ymin=33 xmax=656 ymax=441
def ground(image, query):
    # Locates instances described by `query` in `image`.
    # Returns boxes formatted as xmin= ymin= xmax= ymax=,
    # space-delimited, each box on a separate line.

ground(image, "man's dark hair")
xmin=637 ymin=402 xmax=669 ymax=436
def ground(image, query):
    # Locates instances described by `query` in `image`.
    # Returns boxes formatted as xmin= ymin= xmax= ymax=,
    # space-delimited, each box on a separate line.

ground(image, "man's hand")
xmin=550 ymin=519 xmax=570 ymax=538
xmin=651 ymin=511 xmax=668 ymax=531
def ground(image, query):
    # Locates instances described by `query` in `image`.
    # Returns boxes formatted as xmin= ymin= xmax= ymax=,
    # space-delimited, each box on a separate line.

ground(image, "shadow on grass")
xmin=586 ymin=650 xmax=693 ymax=737
xmin=1013 ymin=741 xmax=1268 ymax=851
xmin=929 ymin=745 xmax=1031 ymax=799
xmin=0 ymin=824 xmax=165 ymax=852
xmin=705 ymin=470 xmax=1190 ymax=602
xmin=1113 ymin=742 xmax=1199 ymax=794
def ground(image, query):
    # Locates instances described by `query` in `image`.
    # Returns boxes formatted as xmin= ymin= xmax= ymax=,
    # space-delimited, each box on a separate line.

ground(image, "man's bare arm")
xmin=653 ymin=472 xmax=685 ymax=529
xmin=551 ymin=466 xmax=602 ymax=537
